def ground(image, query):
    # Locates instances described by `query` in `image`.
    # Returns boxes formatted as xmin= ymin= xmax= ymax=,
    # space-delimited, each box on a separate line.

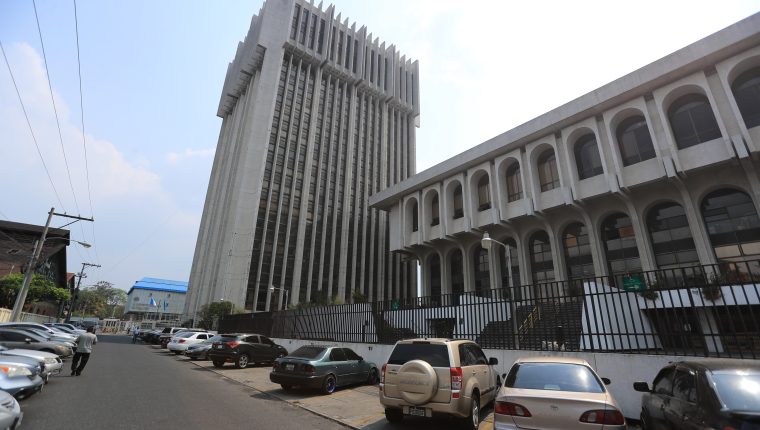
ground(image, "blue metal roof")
xmin=128 ymin=277 xmax=188 ymax=295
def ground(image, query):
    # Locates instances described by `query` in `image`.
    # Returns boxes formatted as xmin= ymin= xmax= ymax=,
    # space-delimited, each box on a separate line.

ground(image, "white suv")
xmin=379 ymin=338 xmax=500 ymax=429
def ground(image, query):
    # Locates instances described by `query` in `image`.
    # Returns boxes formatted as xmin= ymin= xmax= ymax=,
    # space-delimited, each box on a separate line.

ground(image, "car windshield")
xmin=289 ymin=346 xmax=326 ymax=359
xmin=387 ymin=343 xmax=450 ymax=367
xmin=176 ymin=332 xmax=195 ymax=338
xmin=506 ymin=362 xmax=605 ymax=393
xmin=26 ymin=329 xmax=52 ymax=339
xmin=711 ymin=371 xmax=760 ymax=410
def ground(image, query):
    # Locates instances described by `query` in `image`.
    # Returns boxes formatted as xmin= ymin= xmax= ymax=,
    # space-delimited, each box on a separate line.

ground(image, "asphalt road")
xmin=18 ymin=334 xmax=345 ymax=430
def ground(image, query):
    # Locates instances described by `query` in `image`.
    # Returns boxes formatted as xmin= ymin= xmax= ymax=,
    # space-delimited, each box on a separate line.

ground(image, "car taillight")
xmin=381 ymin=363 xmax=387 ymax=384
xmin=450 ymin=367 xmax=463 ymax=398
xmin=303 ymin=364 xmax=316 ymax=374
xmin=495 ymin=401 xmax=532 ymax=417
xmin=179 ymin=339 xmax=186 ymax=344
xmin=225 ymin=341 xmax=240 ymax=348
xmin=579 ymin=409 xmax=624 ymax=425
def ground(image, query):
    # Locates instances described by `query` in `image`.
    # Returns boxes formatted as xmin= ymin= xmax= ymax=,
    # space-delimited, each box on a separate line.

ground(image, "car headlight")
xmin=0 ymin=365 xmax=32 ymax=377
xmin=44 ymin=357 xmax=57 ymax=365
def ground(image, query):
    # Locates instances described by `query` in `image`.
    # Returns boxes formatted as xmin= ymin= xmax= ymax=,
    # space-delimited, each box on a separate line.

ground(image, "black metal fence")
xmin=222 ymin=260 xmax=760 ymax=359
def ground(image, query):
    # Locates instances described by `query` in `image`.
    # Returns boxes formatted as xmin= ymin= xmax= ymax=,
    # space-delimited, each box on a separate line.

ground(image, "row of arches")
xmin=426 ymin=188 xmax=760 ymax=299
xmin=407 ymin=67 xmax=760 ymax=232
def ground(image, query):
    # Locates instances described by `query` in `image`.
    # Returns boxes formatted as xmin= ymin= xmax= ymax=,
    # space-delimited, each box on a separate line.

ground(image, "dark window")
xmin=673 ymin=369 xmax=697 ymax=403
xmin=563 ymin=223 xmax=595 ymax=279
xmin=387 ymin=343 xmax=451 ymax=367
xmin=668 ymin=94 xmax=722 ymax=149
xmin=329 ymin=348 xmax=347 ymax=361
xmin=244 ymin=335 xmax=260 ymax=344
xmin=647 ymin=203 xmax=699 ymax=269
xmin=701 ymin=189 xmax=760 ymax=263
xmin=574 ymin=134 xmax=604 ymax=179
xmin=430 ymin=254 xmax=441 ymax=301
xmin=505 ymin=363 xmax=604 ymax=393
xmin=465 ymin=344 xmax=488 ymax=365
xmin=477 ymin=175 xmax=491 ymax=211
xmin=431 ymin=194 xmax=440 ymax=226
xmin=653 ymin=367 xmax=674 ymax=395
xmin=411 ymin=201 xmax=419 ymax=232
xmin=617 ymin=116 xmax=655 ymax=166
xmin=506 ymin=163 xmax=522 ymax=202
xmin=530 ymin=231 xmax=554 ymax=283
xmin=458 ymin=344 xmax=477 ymax=366
xmin=474 ymin=248 xmax=490 ymax=297
xmin=732 ymin=67 xmax=760 ymax=129
xmin=453 ymin=184 xmax=464 ymax=219
xmin=602 ymin=213 xmax=642 ymax=278
xmin=260 ymin=336 xmax=274 ymax=345
xmin=538 ymin=150 xmax=559 ymax=191
xmin=290 ymin=346 xmax=326 ymax=359
xmin=450 ymin=250 xmax=464 ymax=299
xmin=343 ymin=348 xmax=362 ymax=361
xmin=499 ymin=238 xmax=521 ymax=295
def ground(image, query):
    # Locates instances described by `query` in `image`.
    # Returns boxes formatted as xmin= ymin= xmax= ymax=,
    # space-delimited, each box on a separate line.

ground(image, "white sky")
xmin=0 ymin=0 xmax=758 ymax=292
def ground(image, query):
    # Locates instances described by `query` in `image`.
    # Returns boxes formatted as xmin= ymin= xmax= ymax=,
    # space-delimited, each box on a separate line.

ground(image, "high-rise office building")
xmin=185 ymin=0 xmax=419 ymax=320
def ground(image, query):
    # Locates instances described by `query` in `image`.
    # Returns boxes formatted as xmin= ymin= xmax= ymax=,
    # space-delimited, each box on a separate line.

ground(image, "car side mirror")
xmin=25 ymin=338 xmax=32 ymax=344
xmin=633 ymin=382 xmax=651 ymax=392
xmin=358 ymin=356 xmax=364 ymax=361
xmin=602 ymin=377 xmax=611 ymax=385
xmin=489 ymin=357 xmax=498 ymax=366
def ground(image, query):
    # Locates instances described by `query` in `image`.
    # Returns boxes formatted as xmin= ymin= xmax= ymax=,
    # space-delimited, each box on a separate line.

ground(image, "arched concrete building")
xmin=370 ymin=13 xmax=760 ymax=304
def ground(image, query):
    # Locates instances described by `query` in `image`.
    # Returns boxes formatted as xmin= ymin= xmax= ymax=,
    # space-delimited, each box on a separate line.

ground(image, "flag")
xmin=149 ymin=297 xmax=157 ymax=307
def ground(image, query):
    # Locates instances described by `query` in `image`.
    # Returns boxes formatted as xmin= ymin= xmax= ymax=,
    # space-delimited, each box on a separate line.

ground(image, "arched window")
xmin=602 ymin=213 xmax=642 ymax=279
xmin=431 ymin=194 xmax=440 ymax=226
xmin=647 ymin=203 xmax=699 ymax=269
xmin=450 ymin=250 xmax=464 ymax=305
xmin=430 ymin=254 xmax=441 ymax=305
xmin=617 ymin=116 xmax=655 ymax=166
xmin=537 ymin=150 xmax=559 ymax=191
xmin=477 ymin=175 xmax=491 ymax=211
xmin=529 ymin=231 xmax=554 ymax=283
xmin=563 ymin=223 xmax=595 ymax=279
xmin=506 ymin=163 xmax=522 ymax=202
xmin=574 ymin=134 xmax=604 ymax=179
xmin=474 ymin=248 xmax=490 ymax=297
xmin=411 ymin=201 xmax=419 ymax=232
xmin=701 ymin=189 xmax=760 ymax=263
xmin=668 ymin=94 xmax=722 ymax=149
xmin=732 ymin=67 xmax=760 ymax=129
xmin=499 ymin=238 xmax=521 ymax=296
xmin=453 ymin=184 xmax=464 ymax=219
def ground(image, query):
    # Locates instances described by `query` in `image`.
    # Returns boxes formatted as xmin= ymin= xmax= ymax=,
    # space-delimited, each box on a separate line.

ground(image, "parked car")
xmin=0 ymin=328 xmax=72 ymax=357
xmin=634 ymin=359 xmax=760 ymax=430
xmin=208 ymin=334 xmax=288 ymax=369
xmin=158 ymin=327 xmax=206 ymax=348
xmin=379 ymin=338 xmax=500 ymax=429
xmin=184 ymin=336 xmax=222 ymax=360
xmin=0 ymin=345 xmax=63 ymax=381
xmin=493 ymin=356 xmax=625 ymax=430
xmin=44 ymin=323 xmax=85 ymax=335
xmin=0 ymin=323 xmax=77 ymax=342
xmin=12 ymin=328 xmax=76 ymax=349
xmin=167 ymin=332 xmax=214 ymax=354
xmin=0 ymin=389 xmax=22 ymax=429
xmin=140 ymin=330 xmax=162 ymax=344
xmin=271 ymin=345 xmax=379 ymax=394
xmin=0 ymin=358 xmax=44 ymax=399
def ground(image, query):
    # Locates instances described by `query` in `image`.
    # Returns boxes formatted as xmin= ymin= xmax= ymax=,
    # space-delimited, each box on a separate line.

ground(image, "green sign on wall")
xmin=622 ymin=274 xmax=645 ymax=291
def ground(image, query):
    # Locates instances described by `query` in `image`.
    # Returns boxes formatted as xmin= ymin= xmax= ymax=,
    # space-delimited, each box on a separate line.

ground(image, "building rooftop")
xmin=128 ymin=277 xmax=188 ymax=295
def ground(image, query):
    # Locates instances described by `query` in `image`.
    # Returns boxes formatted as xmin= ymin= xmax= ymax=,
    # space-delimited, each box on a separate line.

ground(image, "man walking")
xmin=132 ymin=326 xmax=140 ymax=344
xmin=71 ymin=326 xmax=97 ymax=376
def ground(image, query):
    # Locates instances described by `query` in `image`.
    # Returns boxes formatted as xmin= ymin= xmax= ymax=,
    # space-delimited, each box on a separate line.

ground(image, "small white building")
xmin=126 ymin=278 xmax=187 ymax=322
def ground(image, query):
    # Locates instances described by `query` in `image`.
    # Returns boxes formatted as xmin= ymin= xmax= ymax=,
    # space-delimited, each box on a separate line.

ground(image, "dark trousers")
xmin=71 ymin=352 xmax=91 ymax=375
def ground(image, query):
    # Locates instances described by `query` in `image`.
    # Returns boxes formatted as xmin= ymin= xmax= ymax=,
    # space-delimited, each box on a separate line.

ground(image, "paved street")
xmin=18 ymin=335 xmax=344 ymax=430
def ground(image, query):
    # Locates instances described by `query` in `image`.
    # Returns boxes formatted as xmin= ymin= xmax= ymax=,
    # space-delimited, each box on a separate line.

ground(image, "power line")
xmin=32 ymin=0 xmax=82 ymax=216
xmin=0 ymin=41 xmax=66 ymax=210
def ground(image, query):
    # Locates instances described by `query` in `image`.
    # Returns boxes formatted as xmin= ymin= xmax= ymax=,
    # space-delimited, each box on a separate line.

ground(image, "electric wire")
xmin=0 ymin=41 xmax=66 ymax=211
xmin=32 ymin=0 xmax=83 ymax=217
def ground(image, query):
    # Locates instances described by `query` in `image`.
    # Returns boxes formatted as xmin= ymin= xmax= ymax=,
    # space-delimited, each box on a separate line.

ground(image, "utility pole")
xmin=10 ymin=207 xmax=94 ymax=321
xmin=66 ymin=262 xmax=100 ymax=323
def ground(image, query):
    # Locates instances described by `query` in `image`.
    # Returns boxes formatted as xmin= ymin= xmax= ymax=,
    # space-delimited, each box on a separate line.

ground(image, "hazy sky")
xmin=1 ymin=0 xmax=758 ymax=292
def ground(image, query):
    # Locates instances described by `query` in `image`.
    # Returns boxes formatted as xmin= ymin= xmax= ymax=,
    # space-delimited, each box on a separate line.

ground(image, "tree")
xmin=74 ymin=281 xmax=126 ymax=318
xmin=0 ymin=273 xmax=71 ymax=309
xmin=197 ymin=301 xmax=235 ymax=329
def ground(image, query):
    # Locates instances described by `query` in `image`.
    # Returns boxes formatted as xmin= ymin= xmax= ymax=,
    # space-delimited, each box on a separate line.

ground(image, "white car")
xmin=0 ymin=346 xmax=63 ymax=381
xmin=167 ymin=332 xmax=214 ymax=354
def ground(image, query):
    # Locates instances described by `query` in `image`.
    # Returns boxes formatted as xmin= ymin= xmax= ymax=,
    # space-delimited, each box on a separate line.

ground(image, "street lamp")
xmin=481 ymin=232 xmax=520 ymax=349
xmin=268 ymin=285 xmax=289 ymax=311
xmin=10 ymin=235 xmax=91 ymax=321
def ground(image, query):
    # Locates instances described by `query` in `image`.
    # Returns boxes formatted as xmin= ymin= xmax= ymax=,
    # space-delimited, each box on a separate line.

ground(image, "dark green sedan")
xmin=270 ymin=345 xmax=379 ymax=394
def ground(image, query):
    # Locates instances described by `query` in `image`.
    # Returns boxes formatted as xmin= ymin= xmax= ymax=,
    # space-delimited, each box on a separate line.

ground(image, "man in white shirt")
xmin=71 ymin=326 xmax=98 ymax=376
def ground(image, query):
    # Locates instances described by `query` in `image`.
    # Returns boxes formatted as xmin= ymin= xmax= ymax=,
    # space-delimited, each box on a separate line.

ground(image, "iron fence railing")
xmin=221 ymin=260 xmax=760 ymax=358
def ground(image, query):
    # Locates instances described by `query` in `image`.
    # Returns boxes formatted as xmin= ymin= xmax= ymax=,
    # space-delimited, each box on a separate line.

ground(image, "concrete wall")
xmin=272 ymin=337 xmax=752 ymax=420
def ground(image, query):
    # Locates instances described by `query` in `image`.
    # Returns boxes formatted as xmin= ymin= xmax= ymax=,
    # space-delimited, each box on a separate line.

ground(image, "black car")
xmin=634 ymin=360 xmax=760 ymax=430
xmin=207 ymin=333 xmax=287 ymax=369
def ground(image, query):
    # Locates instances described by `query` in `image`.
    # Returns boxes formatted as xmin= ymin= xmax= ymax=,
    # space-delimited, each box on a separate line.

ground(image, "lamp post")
xmin=481 ymin=232 xmax=520 ymax=349
xmin=268 ymin=285 xmax=289 ymax=311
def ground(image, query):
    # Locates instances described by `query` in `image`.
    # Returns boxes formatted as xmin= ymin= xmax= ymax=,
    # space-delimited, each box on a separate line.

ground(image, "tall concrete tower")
xmin=185 ymin=0 xmax=419 ymax=321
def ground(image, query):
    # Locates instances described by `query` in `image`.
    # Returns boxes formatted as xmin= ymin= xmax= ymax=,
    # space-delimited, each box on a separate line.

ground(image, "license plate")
xmin=406 ymin=406 xmax=426 ymax=417
xmin=285 ymin=364 xmax=294 ymax=371
xmin=215 ymin=345 xmax=224 ymax=349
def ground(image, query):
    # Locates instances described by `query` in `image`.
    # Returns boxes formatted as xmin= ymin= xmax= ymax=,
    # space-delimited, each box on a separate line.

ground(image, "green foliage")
xmin=197 ymin=301 xmax=235 ymax=329
xmin=73 ymin=281 xmax=127 ymax=318
xmin=352 ymin=291 xmax=367 ymax=303
xmin=0 ymin=273 xmax=71 ymax=308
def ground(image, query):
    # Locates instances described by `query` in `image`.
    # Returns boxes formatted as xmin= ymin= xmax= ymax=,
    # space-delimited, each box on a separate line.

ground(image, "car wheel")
xmin=174 ymin=351 xmax=182 ymax=355
xmin=322 ymin=374 xmax=337 ymax=394
xmin=212 ymin=360 xmax=224 ymax=368
xmin=281 ymin=384 xmax=292 ymax=391
xmin=385 ymin=408 xmax=403 ymax=423
xmin=235 ymin=353 xmax=250 ymax=369
xmin=461 ymin=393 xmax=480 ymax=430
xmin=367 ymin=368 xmax=379 ymax=385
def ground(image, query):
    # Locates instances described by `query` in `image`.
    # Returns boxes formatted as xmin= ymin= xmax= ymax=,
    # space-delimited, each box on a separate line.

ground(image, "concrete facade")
xmin=370 ymin=13 xmax=760 ymax=301
xmin=186 ymin=0 xmax=420 ymax=322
